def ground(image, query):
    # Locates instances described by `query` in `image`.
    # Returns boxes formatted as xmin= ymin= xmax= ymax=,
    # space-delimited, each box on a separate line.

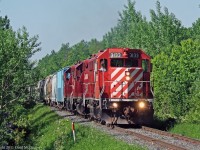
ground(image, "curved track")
xmin=142 ymin=126 xmax=200 ymax=146
xmin=114 ymin=126 xmax=187 ymax=150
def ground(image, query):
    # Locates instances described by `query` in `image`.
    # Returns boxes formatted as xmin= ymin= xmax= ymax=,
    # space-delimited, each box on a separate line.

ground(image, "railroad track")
xmin=142 ymin=126 xmax=200 ymax=146
xmin=114 ymin=126 xmax=187 ymax=150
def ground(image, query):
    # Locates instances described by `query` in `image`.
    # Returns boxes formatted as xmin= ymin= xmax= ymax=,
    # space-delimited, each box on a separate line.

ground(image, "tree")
xmin=190 ymin=18 xmax=200 ymax=40
xmin=0 ymin=15 xmax=10 ymax=29
xmin=0 ymin=15 xmax=41 ymax=145
xmin=153 ymin=39 xmax=200 ymax=121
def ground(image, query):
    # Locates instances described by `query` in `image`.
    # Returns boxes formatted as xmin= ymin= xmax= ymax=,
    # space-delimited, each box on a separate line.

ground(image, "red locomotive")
xmin=63 ymin=48 xmax=154 ymax=125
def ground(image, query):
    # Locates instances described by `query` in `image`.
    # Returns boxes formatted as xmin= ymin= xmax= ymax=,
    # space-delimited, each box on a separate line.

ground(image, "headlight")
xmin=139 ymin=102 xmax=145 ymax=108
xmin=112 ymin=103 xmax=118 ymax=108
xmin=125 ymin=71 xmax=130 ymax=76
xmin=126 ymin=76 xmax=130 ymax=81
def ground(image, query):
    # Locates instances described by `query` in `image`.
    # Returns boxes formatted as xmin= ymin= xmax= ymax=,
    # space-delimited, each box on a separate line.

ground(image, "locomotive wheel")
xmin=106 ymin=122 xmax=114 ymax=128
xmin=76 ymin=103 xmax=85 ymax=116
xmin=89 ymin=105 xmax=101 ymax=120
xmin=100 ymin=120 xmax=106 ymax=125
xmin=106 ymin=123 xmax=110 ymax=127
xmin=66 ymin=101 xmax=71 ymax=111
xmin=94 ymin=107 xmax=102 ymax=119
xmin=84 ymin=114 xmax=88 ymax=119
xmin=110 ymin=123 xmax=115 ymax=129
xmin=89 ymin=115 xmax=94 ymax=121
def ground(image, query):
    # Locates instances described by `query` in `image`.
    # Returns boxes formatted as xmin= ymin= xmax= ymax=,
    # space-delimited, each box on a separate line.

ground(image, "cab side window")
xmin=142 ymin=60 xmax=148 ymax=72
xmin=100 ymin=59 xmax=107 ymax=71
xmin=65 ymin=69 xmax=71 ymax=80
xmin=66 ymin=73 xmax=70 ymax=80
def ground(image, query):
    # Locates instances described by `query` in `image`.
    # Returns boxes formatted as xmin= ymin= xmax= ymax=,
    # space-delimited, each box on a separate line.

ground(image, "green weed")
xmin=170 ymin=123 xmax=200 ymax=140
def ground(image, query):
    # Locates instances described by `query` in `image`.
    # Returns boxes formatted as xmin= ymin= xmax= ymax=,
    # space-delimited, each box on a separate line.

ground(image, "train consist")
xmin=37 ymin=48 xmax=154 ymax=125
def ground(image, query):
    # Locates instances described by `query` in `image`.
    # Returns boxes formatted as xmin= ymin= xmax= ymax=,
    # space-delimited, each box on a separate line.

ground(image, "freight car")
xmin=39 ymin=68 xmax=68 ymax=107
xmin=36 ymin=79 xmax=45 ymax=101
xmin=40 ymin=48 xmax=154 ymax=125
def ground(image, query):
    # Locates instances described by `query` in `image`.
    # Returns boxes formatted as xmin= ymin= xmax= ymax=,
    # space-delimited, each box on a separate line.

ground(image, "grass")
xmin=169 ymin=123 xmax=200 ymax=140
xmin=27 ymin=104 xmax=144 ymax=150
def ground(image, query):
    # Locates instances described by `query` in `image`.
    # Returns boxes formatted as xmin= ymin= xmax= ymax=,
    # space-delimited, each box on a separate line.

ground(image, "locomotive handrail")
xmin=99 ymin=71 xmax=105 ymax=110
xmin=134 ymin=81 xmax=154 ymax=98
xmin=83 ymin=83 xmax=95 ymax=85
xmin=134 ymin=81 xmax=150 ymax=83
xmin=83 ymin=84 xmax=88 ymax=107
xmin=150 ymin=81 xmax=154 ymax=97
xmin=103 ymin=81 xmax=151 ymax=83
xmin=135 ymin=81 xmax=154 ymax=96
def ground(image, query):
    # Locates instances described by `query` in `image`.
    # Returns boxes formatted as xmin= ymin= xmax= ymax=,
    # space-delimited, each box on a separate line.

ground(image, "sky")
xmin=0 ymin=0 xmax=199 ymax=61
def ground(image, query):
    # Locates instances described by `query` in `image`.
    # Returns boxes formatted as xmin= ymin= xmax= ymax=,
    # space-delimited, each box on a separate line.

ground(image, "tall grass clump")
xmin=170 ymin=123 xmax=200 ymax=140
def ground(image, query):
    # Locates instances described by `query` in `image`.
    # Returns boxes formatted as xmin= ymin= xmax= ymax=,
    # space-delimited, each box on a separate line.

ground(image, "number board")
xmin=128 ymin=52 xmax=140 ymax=58
xmin=110 ymin=53 xmax=122 ymax=58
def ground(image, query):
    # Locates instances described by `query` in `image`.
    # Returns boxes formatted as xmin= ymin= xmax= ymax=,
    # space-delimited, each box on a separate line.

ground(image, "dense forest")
xmin=0 ymin=0 xmax=200 ymax=146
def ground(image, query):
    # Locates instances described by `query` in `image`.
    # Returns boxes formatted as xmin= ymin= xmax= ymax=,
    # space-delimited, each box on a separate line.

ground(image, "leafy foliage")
xmin=0 ymin=15 xmax=40 ymax=145
xmin=190 ymin=18 xmax=200 ymax=40
xmin=102 ymin=0 xmax=187 ymax=57
xmin=37 ymin=39 xmax=104 ymax=78
xmin=153 ymin=39 xmax=200 ymax=121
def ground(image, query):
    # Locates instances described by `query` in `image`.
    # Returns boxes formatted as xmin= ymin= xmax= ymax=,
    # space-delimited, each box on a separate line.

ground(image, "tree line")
xmin=36 ymin=1 xmax=200 ymax=123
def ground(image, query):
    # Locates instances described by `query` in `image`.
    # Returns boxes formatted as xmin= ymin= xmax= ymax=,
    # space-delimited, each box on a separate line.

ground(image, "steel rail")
xmin=114 ymin=126 xmax=187 ymax=150
xmin=142 ymin=126 xmax=200 ymax=145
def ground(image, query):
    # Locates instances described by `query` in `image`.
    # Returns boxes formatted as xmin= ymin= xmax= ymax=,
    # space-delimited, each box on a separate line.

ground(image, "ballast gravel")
xmin=51 ymin=106 xmax=200 ymax=150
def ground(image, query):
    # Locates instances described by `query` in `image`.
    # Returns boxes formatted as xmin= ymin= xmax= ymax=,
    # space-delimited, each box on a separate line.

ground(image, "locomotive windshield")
xmin=111 ymin=59 xmax=138 ymax=67
xmin=125 ymin=59 xmax=138 ymax=67
xmin=111 ymin=59 xmax=123 ymax=67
